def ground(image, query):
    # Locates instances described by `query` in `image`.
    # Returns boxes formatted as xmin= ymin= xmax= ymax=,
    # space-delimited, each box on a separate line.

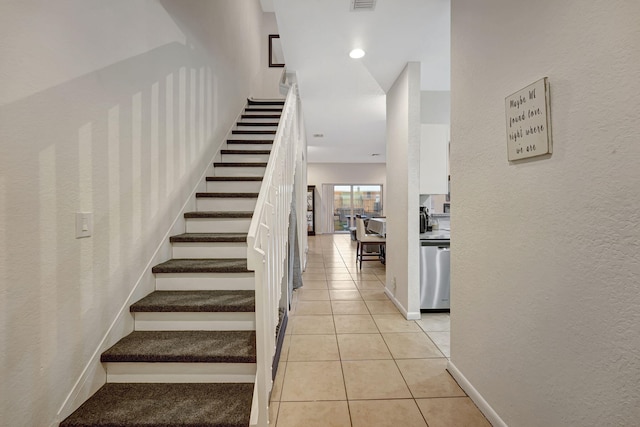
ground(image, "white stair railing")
xmin=247 ymin=83 xmax=303 ymax=426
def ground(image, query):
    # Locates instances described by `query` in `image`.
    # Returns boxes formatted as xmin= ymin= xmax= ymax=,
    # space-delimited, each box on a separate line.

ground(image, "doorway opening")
xmin=331 ymin=184 xmax=383 ymax=233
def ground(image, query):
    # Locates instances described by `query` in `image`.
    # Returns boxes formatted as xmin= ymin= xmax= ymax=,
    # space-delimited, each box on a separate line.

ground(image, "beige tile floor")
xmin=270 ymin=234 xmax=491 ymax=426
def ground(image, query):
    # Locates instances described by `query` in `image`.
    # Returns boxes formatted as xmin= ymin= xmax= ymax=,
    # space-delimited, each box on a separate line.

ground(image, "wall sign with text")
xmin=505 ymin=77 xmax=552 ymax=161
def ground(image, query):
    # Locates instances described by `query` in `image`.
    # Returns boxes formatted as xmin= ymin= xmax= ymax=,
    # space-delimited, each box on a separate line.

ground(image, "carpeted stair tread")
xmin=206 ymin=176 xmax=263 ymax=181
xmin=170 ymin=233 xmax=247 ymax=243
xmin=152 ymin=258 xmax=250 ymax=274
xmin=100 ymin=330 xmax=256 ymax=363
xmin=184 ymin=211 xmax=253 ymax=219
xmin=227 ymin=139 xmax=273 ymax=144
xmin=130 ymin=290 xmax=255 ymax=313
xmin=213 ymin=162 xmax=267 ymax=167
xmin=59 ymin=382 xmax=253 ymax=427
xmin=221 ymin=149 xmax=271 ymax=155
xmin=236 ymin=122 xmax=279 ymax=127
xmin=247 ymin=99 xmax=285 ymax=105
xmin=245 ymin=107 xmax=283 ymax=111
xmin=231 ymin=130 xmax=277 ymax=135
xmin=195 ymin=192 xmax=259 ymax=198
xmin=241 ymin=114 xmax=281 ymax=119
xmin=244 ymin=108 xmax=283 ymax=113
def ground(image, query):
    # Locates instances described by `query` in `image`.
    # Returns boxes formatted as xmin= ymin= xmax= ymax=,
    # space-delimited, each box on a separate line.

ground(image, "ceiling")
xmin=262 ymin=0 xmax=450 ymax=163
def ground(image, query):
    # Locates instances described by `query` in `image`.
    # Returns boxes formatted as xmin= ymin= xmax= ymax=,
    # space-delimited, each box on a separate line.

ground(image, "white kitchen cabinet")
xmin=420 ymin=124 xmax=449 ymax=195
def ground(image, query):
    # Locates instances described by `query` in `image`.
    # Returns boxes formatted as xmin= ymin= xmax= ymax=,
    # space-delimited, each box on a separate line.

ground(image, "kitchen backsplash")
xmin=420 ymin=194 xmax=449 ymax=214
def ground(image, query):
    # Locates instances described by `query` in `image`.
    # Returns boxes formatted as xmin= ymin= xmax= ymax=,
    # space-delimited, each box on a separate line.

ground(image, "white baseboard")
xmin=447 ymin=360 xmax=508 ymax=427
xmin=384 ymin=287 xmax=421 ymax=320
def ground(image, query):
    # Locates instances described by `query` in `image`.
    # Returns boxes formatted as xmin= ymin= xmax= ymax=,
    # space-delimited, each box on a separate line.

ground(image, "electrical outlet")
xmin=76 ymin=212 xmax=93 ymax=238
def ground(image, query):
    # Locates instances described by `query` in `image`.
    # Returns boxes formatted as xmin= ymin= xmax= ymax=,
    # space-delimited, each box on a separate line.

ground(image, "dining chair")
xmin=355 ymin=218 xmax=386 ymax=269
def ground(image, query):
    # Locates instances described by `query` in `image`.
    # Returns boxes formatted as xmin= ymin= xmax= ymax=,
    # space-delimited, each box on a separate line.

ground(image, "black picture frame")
xmin=269 ymin=34 xmax=285 ymax=68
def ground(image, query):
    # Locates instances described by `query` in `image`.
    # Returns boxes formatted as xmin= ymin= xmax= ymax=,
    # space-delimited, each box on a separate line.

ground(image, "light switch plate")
xmin=76 ymin=212 xmax=93 ymax=238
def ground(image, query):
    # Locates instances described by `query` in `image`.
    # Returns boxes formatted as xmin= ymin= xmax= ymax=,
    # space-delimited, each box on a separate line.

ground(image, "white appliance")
xmin=419 ymin=239 xmax=450 ymax=311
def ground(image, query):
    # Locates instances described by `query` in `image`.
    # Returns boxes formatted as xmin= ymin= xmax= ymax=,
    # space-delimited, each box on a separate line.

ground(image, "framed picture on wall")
xmin=269 ymin=34 xmax=285 ymax=67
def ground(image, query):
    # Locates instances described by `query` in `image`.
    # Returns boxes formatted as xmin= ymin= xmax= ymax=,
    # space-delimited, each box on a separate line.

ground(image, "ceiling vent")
xmin=350 ymin=0 xmax=376 ymax=12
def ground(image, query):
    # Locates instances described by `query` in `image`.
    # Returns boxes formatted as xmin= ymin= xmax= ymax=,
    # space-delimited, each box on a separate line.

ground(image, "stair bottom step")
xmin=60 ymin=382 xmax=253 ymax=427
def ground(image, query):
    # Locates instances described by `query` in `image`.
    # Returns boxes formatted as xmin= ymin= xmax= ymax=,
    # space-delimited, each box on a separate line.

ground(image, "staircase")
xmin=60 ymin=99 xmax=285 ymax=427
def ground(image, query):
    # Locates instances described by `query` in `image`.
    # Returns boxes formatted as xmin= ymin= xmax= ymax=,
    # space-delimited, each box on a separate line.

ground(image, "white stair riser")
xmin=235 ymin=125 xmax=278 ymax=132
xmin=214 ymin=166 xmax=266 ymax=177
xmin=155 ymin=273 xmax=255 ymax=291
xmin=206 ymin=180 xmax=262 ymax=193
xmin=172 ymin=242 xmax=248 ymax=259
xmin=226 ymin=143 xmax=273 ymax=151
xmin=228 ymin=134 xmax=275 ymax=141
xmin=134 ymin=312 xmax=255 ymax=331
xmin=197 ymin=197 xmax=257 ymax=211
xmin=185 ymin=218 xmax=251 ymax=233
xmin=105 ymin=362 xmax=256 ymax=383
xmin=221 ymin=154 xmax=270 ymax=163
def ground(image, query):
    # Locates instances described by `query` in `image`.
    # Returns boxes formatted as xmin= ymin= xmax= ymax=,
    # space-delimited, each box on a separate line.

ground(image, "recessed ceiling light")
xmin=349 ymin=48 xmax=365 ymax=59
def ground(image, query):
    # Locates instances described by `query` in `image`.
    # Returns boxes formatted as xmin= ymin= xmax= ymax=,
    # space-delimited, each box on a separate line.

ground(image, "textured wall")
xmin=385 ymin=63 xmax=422 ymax=318
xmin=0 ymin=1 xmax=268 ymax=425
xmin=450 ymin=1 xmax=640 ymax=425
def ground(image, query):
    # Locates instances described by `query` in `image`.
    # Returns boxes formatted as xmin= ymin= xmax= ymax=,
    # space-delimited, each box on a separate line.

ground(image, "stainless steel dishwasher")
xmin=420 ymin=239 xmax=450 ymax=311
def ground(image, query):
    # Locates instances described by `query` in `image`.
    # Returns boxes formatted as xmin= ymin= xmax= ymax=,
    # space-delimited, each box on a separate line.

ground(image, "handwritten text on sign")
xmin=505 ymin=77 xmax=552 ymax=161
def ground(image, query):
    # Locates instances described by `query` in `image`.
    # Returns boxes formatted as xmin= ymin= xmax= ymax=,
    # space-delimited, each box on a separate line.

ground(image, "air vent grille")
xmin=350 ymin=0 xmax=377 ymax=11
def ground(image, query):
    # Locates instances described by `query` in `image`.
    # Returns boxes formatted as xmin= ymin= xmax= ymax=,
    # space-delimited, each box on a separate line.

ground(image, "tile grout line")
xmin=325 ymin=237 xmax=355 ymax=426
xmin=332 ymin=235 xmax=357 ymax=427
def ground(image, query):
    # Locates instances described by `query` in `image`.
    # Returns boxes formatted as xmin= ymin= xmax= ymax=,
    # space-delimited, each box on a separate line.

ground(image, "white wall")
xmin=385 ymin=63 xmax=421 ymax=319
xmin=450 ymin=1 xmax=640 ymax=426
xmin=421 ymin=91 xmax=450 ymax=124
xmin=254 ymin=12 xmax=286 ymax=99
xmin=0 ymin=1 xmax=268 ymax=425
xmin=307 ymin=163 xmax=386 ymax=235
